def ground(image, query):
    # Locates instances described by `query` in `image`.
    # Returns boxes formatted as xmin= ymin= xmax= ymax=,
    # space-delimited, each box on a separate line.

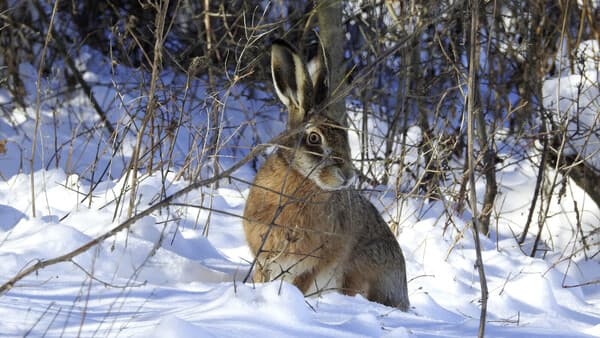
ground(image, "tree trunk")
xmin=466 ymin=1 xmax=488 ymax=336
xmin=548 ymin=153 xmax=600 ymax=212
xmin=316 ymin=0 xmax=346 ymax=125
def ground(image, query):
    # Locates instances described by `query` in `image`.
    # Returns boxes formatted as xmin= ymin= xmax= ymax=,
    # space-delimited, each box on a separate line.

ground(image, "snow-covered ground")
xmin=1 ymin=41 xmax=600 ymax=337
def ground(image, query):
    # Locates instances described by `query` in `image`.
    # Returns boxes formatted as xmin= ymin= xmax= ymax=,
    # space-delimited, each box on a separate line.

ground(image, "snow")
xmin=577 ymin=0 xmax=600 ymax=9
xmin=1 ymin=160 xmax=600 ymax=336
xmin=1 ymin=41 xmax=600 ymax=338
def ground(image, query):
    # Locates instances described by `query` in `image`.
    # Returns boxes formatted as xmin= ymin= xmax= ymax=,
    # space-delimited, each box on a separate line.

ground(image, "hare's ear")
xmin=307 ymin=44 xmax=328 ymax=108
xmin=271 ymin=39 xmax=313 ymax=130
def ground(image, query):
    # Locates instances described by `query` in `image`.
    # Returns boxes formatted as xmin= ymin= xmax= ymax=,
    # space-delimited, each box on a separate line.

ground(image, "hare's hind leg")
xmin=344 ymin=236 xmax=410 ymax=310
xmin=342 ymin=265 xmax=409 ymax=310
xmin=367 ymin=266 xmax=409 ymax=311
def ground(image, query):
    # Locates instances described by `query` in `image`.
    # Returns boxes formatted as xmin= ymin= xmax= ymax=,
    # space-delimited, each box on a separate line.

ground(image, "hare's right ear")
xmin=307 ymin=43 xmax=329 ymax=108
xmin=271 ymin=39 xmax=313 ymax=130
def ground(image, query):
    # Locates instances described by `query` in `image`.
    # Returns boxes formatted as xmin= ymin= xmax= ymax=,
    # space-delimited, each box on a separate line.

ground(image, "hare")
xmin=243 ymin=39 xmax=409 ymax=310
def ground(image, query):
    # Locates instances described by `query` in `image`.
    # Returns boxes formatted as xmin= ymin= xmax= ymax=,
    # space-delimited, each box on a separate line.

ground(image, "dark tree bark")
xmin=547 ymin=150 xmax=600 ymax=213
xmin=316 ymin=0 xmax=347 ymax=125
xmin=564 ymin=160 xmax=600 ymax=208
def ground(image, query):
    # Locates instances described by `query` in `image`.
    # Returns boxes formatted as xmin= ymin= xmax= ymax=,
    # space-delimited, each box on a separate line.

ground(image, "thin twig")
xmin=30 ymin=0 xmax=61 ymax=218
xmin=466 ymin=1 xmax=488 ymax=336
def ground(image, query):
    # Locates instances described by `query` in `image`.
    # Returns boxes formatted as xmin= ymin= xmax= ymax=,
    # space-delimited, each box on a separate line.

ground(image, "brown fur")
xmin=242 ymin=39 xmax=409 ymax=310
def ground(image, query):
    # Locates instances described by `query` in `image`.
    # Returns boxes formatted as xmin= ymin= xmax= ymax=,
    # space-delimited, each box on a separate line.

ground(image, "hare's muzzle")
xmin=318 ymin=164 xmax=355 ymax=190
xmin=339 ymin=166 xmax=356 ymax=188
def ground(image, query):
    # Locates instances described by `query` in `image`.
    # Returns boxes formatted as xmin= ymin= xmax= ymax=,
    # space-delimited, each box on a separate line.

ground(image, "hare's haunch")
xmin=243 ymin=39 xmax=409 ymax=310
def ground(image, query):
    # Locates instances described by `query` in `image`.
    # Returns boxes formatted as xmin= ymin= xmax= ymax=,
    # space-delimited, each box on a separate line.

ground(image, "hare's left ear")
xmin=271 ymin=39 xmax=314 ymax=130
xmin=306 ymin=43 xmax=329 ymax=108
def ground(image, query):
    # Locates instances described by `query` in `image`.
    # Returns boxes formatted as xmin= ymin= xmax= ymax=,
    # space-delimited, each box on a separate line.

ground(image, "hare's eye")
xmin=307 ymin=132 xmax=322 ymax=145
